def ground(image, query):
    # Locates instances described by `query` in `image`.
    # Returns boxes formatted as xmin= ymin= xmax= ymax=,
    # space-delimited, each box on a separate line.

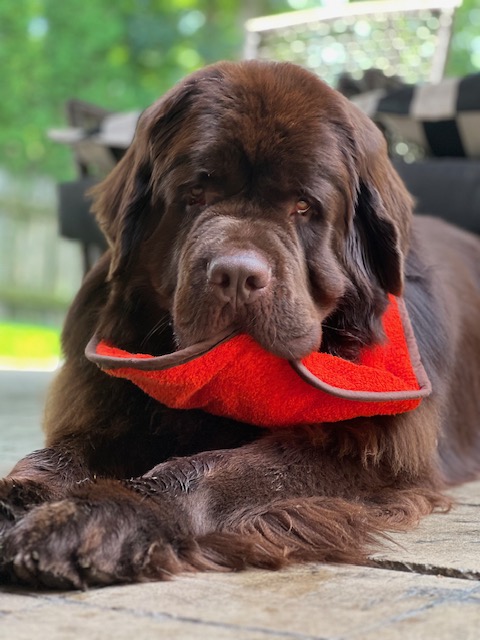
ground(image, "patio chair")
xmin=49 ymin=100 xmax=140 ymax=273
xmin=245 ymin=0 xmax=461 ymax=86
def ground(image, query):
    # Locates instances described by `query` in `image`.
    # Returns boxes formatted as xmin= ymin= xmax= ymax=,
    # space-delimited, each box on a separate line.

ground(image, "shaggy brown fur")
xmin=1 ymin=61 xmax=480 ymax=589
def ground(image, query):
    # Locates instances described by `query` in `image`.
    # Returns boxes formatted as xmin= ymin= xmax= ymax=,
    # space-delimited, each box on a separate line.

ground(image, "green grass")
xmin=0 ymin=322 xmax=61 ymax=370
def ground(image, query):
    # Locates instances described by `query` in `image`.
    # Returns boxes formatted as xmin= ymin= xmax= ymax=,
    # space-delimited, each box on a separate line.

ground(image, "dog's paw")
xmin=0 ymin=487 xmax=194 ymax=589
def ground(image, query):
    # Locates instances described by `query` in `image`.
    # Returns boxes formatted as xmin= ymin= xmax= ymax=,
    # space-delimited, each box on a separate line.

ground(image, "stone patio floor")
xmin=1 ymin=369 xmax=480 ymax=640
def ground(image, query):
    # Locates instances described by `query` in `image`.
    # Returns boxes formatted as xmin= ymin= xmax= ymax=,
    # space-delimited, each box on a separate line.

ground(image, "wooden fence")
xmin=0 ymin=171 xmax=84 ymax=326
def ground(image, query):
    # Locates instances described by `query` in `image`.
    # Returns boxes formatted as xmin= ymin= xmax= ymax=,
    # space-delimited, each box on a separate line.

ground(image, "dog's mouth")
xmin=173 ymin=322 xmax=324 ymax=362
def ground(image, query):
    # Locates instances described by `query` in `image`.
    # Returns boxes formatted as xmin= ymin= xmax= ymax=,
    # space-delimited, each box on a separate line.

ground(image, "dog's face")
xmin=92 ymin=61 xmax=413 ymax=361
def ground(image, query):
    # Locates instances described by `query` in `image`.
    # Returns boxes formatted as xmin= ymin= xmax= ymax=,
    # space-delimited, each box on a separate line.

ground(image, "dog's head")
xmin=91 ymin=61 xmax=413 ymax=360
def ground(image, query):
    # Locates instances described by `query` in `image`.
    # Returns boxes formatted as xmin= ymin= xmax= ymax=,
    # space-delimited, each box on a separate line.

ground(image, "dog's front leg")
xmin=0 ymin=425 xmax=445 ymax=589
xmin=0 ymin=430 xmax=320 ymax=588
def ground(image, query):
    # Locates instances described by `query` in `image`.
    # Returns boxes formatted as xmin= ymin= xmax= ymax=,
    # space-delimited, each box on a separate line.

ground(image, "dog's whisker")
xmin=322 ymin=323 xmax=369 ymax=345
xmin=141 ymin=317 xmax=172 ymax=347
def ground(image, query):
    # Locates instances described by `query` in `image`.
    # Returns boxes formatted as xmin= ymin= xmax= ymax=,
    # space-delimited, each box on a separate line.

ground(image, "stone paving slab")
xmin=372 ymin=482 xmax=480 ymax=580
xmin=2 ymin=563 xmax=480 ymax=640
xmin=0 ymin=596 xmax=278 ymax=640
xmin=69 ymin=564 xmax=480 ymax=639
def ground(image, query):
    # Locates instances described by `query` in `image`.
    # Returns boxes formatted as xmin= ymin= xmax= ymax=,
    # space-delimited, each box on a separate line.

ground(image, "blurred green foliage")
xmin=0 ymin=0 xmax=478 ymax=180
xmin=447 ymin=0 xmax=480 ymax=76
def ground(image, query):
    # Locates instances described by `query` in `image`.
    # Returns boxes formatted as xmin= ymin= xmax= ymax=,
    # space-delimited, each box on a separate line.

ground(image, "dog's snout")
xmin=207 ymin=251 xmax=271 ymax=304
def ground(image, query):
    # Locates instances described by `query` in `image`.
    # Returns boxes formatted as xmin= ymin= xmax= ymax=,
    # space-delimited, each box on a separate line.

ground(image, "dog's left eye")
xmin=292 ymin=199 xmax=311 ymax=217
xmin=189 ymin=186 xmax=206 ymax=206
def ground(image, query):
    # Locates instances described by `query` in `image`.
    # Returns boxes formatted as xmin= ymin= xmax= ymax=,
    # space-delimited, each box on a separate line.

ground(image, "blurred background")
xmin=1 ymin=0 xmax=479 ymax=370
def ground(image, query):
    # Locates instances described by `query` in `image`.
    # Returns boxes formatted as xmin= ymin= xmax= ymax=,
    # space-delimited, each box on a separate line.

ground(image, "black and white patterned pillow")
xmin=352 ymin=73 xmax=480 ymax=158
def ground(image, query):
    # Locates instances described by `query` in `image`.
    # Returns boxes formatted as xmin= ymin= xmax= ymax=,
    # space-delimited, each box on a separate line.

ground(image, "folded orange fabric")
xmin=87 ymin=296 xmax=431 ymax=428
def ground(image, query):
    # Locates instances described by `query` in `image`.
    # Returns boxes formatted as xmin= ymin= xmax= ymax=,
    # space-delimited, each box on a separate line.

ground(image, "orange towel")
xmin=86 ymin=296 xmax=431 ymax=428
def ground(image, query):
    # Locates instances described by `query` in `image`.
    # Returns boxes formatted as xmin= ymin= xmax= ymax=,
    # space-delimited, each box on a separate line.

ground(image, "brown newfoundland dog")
xmin=2 ymin=60 xmax=480 ymax=589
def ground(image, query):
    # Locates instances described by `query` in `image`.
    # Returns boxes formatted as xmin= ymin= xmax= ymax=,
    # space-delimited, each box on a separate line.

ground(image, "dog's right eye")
xmin=188 ymin=186 xmax=206 ymax=206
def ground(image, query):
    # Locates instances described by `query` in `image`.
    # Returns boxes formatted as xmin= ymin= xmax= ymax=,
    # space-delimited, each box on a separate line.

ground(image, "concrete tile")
xmin=449 ymin=480 xmax=480 ymax=506
xmin=63 ymin=564 xmax=480 ymax=639
xmin=0 ymin=589 xmax=45 ymax=614
xmin=0 ymin=598 xmax=288 ymax=640
xmin=357 ymin=597 xmax=480 ymax=640
xmin=372 ymin=481 xmax=480 ymax=578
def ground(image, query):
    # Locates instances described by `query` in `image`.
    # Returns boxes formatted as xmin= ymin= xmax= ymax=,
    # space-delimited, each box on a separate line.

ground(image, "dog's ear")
xmin=342 ymin=100 xmax=414 ymax=296
xmin=89 ymin=80 xmax=198 ymax=279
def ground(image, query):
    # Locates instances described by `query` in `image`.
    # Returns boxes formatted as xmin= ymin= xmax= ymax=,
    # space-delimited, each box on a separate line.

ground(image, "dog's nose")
xmin=207 ymin=251 xmax=271 ymax=304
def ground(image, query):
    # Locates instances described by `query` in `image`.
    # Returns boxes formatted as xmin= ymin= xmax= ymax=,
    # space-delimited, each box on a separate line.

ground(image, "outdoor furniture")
xmin=245 ymin=0 xmax=461 ymax=86
xmin=394 ymin=158 xmax=480 ymax=235
xmin=48 ymin=101 xmax=140 ymax=272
